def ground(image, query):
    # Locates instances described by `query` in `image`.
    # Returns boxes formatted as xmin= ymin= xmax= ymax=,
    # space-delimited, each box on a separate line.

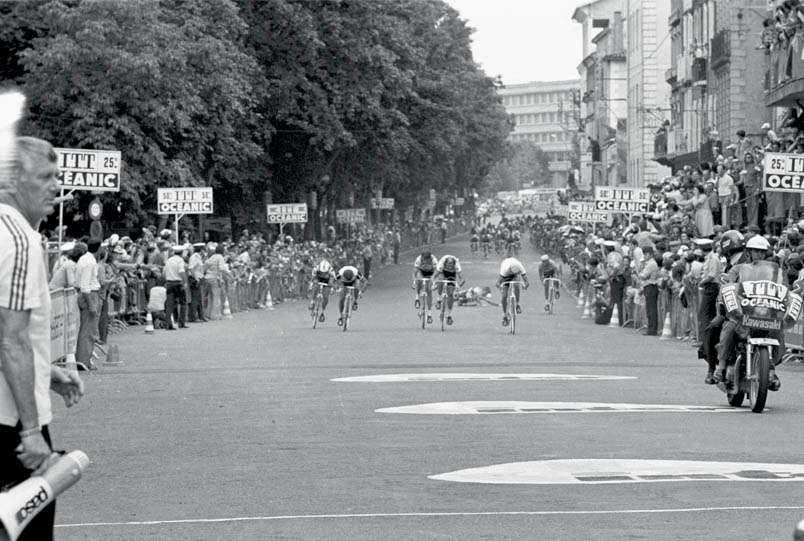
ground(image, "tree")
xmin=483 ymin=141 xmax=551 ymax=194
xmin=19 ymin=0 xmax=263 ymax=227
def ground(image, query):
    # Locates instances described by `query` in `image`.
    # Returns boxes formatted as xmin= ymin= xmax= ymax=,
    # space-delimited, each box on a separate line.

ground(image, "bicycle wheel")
xmin=440 ymin=294 xmax=446 ymax=332
xmin=343 ymin=293 xmax=351 ymax=332
xmin=312 ymin=295 xmax=321 ymax=329
xmin=510 ymin=299 xmax=516 ymax=334
xmin=548 ymin=285 xmax=554 ymax=315
xmin=420 ymin=292 xmax=427 ymax=330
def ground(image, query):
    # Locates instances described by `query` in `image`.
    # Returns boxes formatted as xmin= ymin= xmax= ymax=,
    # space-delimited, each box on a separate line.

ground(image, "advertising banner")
xmin=594 ymin=186 xmax=650 ymax=214
xmin=569 ymin=201 xmax=608 ymax=223
xmin=267 ymin=203 xmax=308 ymax=223
xmin=336 ymin=208 xmax=366 ymax=223
xmin=762 ymin=152 xmax=804 ymax=192
xmin=157 ymin=187 xmax=213 ymax=214
xmin=55 ymin=148 xmax=122 ymax=192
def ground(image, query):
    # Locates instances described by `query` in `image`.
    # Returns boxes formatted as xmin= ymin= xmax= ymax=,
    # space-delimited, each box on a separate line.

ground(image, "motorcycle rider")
xmin=714 ymin=234 xmax=783 ymax=390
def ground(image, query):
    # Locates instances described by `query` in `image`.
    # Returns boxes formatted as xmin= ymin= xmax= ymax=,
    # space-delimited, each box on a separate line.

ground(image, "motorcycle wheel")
xmin=749 ymin=347 xmax=770 ymax=413
xmin=727 ymin=392 xmax=745 ymax=407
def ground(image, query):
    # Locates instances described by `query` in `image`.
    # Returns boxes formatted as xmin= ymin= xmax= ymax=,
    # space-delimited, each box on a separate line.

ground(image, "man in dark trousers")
xmin=164 ymin=245 xmax=189 ymax=329
xmin=696 ymin=238 xmax=722 ymax=385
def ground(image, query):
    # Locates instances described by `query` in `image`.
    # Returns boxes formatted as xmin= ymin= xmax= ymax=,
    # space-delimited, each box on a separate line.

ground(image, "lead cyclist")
xmin=496 ymin=256 xmax=530 ymax=327
xmin=308 ymin=260 xmax=335 ymax=322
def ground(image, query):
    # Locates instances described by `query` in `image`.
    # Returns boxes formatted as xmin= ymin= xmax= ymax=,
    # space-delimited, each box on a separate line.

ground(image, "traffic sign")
xmin=157 ymin=187 xmax=213 ymax=215
xmin=336 ymin=208 xmax=366 ymax=224
xmin=55 ymin=148 xmax=122 ymax=192
xmin=267 ymin=203 xmax=308 ymax=223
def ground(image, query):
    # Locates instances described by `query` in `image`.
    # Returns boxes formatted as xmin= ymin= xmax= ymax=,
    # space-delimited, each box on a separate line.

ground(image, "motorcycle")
xmin=717 ymin=261 xmax=802 ymax=413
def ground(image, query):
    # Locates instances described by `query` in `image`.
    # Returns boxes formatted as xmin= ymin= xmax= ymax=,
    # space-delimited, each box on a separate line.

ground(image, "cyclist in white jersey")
xmin=308 ymin=260 xmax=335 ymax=322
xmin=496 ymin=257 xmax=530 ymax=326
xmin=335 ymin=265 xmax=366 ymax=326
xmin=433 ymin=255 xmax=464 ymax=325
xmin=412 ymin=251 xmax=438 ymax=323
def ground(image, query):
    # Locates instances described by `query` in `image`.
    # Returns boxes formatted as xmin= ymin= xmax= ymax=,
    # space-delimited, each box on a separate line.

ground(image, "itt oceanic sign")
xmin=157 ymin=187 xmax=213 ymax=214
xmin=55 ymin=148 xmax=121 ymax=192
xmin=267 ymin=203 xmax=308 ymax=223
xmin=569 ymin=201 xmax=607 ymax=223
xmin=762 ymin=152 xmax=804 ymax=192
xmin=594 ymin=186 xmax=650 ymax=214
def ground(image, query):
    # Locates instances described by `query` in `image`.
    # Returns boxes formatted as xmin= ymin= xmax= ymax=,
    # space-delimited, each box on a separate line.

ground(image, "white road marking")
xmin=332 ymin=374 xmax=636 ymax=383
xmin=375 ymin=401 xmax=744 ymax=414
xmin=431 ymin=459 xmax=804 ymax=485
xmin=56 ymin=506 xmax=804 ymax=528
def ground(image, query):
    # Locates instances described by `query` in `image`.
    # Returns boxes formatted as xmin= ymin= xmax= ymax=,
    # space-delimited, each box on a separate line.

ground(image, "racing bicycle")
xmin=503 ymin=280 xmax=526 ymax=335
xmin=310 ymin=283 xmax=331 ymax=329
xmin=470 ymin=238 xmax=479 ymax=255
xmin=432 ymin=279 xmax=459 ymax=332
xmin=341 ymin=285 xmax=360 ymax=332
xmin=543 ymin=277 xmax=562 ymax=315
xmin=413 ymin=277 xmax=433 ymax=329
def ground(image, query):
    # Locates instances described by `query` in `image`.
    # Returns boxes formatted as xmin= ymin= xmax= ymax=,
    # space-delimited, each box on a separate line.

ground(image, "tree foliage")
xmin=483 ymin=141 xmax=552 ymax=194
xmin=3 ymin=0 xmax=511 ymax=234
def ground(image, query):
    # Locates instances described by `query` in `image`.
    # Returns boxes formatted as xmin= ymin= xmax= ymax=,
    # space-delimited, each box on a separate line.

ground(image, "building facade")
xmin=657 ymin=0 xmax=770 ymax=171
xmin=497 ymin=79 xmax=581 ymax=187
xmin=626 ymin=0 xmax=672 ymax=187
xmin=573 ymin=2 xmax=628 ymax=188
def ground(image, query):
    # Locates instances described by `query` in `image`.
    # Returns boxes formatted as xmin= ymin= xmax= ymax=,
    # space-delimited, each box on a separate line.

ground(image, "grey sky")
xmin=446 ymin=0 xmax=583 ymax=84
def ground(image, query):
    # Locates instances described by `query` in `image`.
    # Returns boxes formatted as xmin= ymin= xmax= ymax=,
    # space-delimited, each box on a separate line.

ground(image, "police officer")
xmin=696 ymin=238 xmax=722 ymax=384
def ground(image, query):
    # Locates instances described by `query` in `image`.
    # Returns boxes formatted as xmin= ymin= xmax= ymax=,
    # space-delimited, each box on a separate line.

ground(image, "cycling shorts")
xmin=500 ymin=274 xmax=523 ymax=284
xmin=418 ymin=270 xmax=435 ymax=278
xmin=315 ymin=278 xmax=331 ymax=286
xmin=441 ymin=272 xmax=457 ymax=282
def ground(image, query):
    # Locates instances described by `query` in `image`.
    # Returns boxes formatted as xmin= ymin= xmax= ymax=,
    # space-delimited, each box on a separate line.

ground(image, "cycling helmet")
xmin=541 ymin=254 xmax=549 ymax=261
xmin=745 ymin=235 xmax=770 ymax=252
xmin=341 ymin=268 xmax=355 ymax=281
xmin=718 ymin=230 xmax=745 ymax=257
xmin=316 ymin=260 xmax=332 ymax=273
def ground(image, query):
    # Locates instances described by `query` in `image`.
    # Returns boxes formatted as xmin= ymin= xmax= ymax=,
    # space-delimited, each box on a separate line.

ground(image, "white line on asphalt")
xmin=56 ymin=506 xmax=804 ymax=528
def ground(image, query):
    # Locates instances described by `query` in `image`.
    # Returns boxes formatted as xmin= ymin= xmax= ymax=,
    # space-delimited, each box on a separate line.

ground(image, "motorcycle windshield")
xmin=736 ymin=261 xmax=782 ymax=284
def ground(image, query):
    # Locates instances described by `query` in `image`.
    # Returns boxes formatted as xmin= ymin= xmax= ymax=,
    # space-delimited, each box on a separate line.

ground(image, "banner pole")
xmin=57 ymin=188 xmax=65 ymax=250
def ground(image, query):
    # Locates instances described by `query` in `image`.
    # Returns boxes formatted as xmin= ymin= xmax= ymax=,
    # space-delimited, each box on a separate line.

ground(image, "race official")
xmin=75 ymin=238 xmax=102 ymax=370
xmin=0 ymin=136 xmax=84 ymax=540
xmin=697 ymin=238 xmax=722 ymax=384
xmin=164 ymin=245 xmax=189 ymax=330
xmin=638 ymin=245 xmax=661 ymax=336
xmin=187 ymin=243 xmax=207 ymax=323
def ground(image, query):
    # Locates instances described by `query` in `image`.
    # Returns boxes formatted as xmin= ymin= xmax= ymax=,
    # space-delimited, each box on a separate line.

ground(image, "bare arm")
xmin=0 ymin=306 xmax=37 ymax=429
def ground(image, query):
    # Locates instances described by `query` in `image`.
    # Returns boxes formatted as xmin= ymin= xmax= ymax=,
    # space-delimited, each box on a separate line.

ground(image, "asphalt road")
xmin=50 ymin=237 xmax=804 ymax=541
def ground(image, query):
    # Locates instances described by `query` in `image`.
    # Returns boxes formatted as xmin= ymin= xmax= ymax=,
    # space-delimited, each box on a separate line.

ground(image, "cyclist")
xmin=308 ymin=260 xmax=336 ymax=321
xmin=412 ymin=250 xmax=439 ymax=324
xmin=433 ymin=255 xmax=464 ymax=325
xmin=481 ymin=228 xmax=493 ymax=254
xmin=335 ymin=265 xmax=367 ymax=327
xmin=509 ymin=229 xmax=521 ymax=255
xmin=496 ymin=257 xmax=530 ymax=327
xmin=470 ymin=230 xmax=480 ymax=254
xmin=538 ymin=254 xmax=559 ymax=311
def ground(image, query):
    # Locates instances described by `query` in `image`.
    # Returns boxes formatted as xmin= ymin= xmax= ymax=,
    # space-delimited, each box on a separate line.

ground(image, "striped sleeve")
xmin=0 ymin=215 xmax=42 ymax=311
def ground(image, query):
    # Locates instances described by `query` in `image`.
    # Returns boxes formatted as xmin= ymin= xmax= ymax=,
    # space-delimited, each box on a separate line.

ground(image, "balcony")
xmin=674 ymin=129 xmax=689 ymax=155
xmin=653 ymin=130 xmax=669 ymax=166
xmin=691 ymin=57 xmax=707 ymax=86
xmin=766 ymin=22 xmax=804 ymax=107
xmin=710 ymin=30 xmax=730 ymax=70
xmin=665 ymin=66 xmax=677 ymax=84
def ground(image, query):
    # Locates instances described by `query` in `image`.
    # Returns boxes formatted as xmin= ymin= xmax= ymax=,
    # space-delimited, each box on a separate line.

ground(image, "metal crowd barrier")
xmin=574 ymin=276 xmax=804 ymax=358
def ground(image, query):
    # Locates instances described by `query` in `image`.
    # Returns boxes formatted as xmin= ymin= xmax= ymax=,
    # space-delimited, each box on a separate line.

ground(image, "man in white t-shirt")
xmin=0 ymin=135 xmax=83 ymax=539
xmin=715 ymin=163 xmax=735 ymax=227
